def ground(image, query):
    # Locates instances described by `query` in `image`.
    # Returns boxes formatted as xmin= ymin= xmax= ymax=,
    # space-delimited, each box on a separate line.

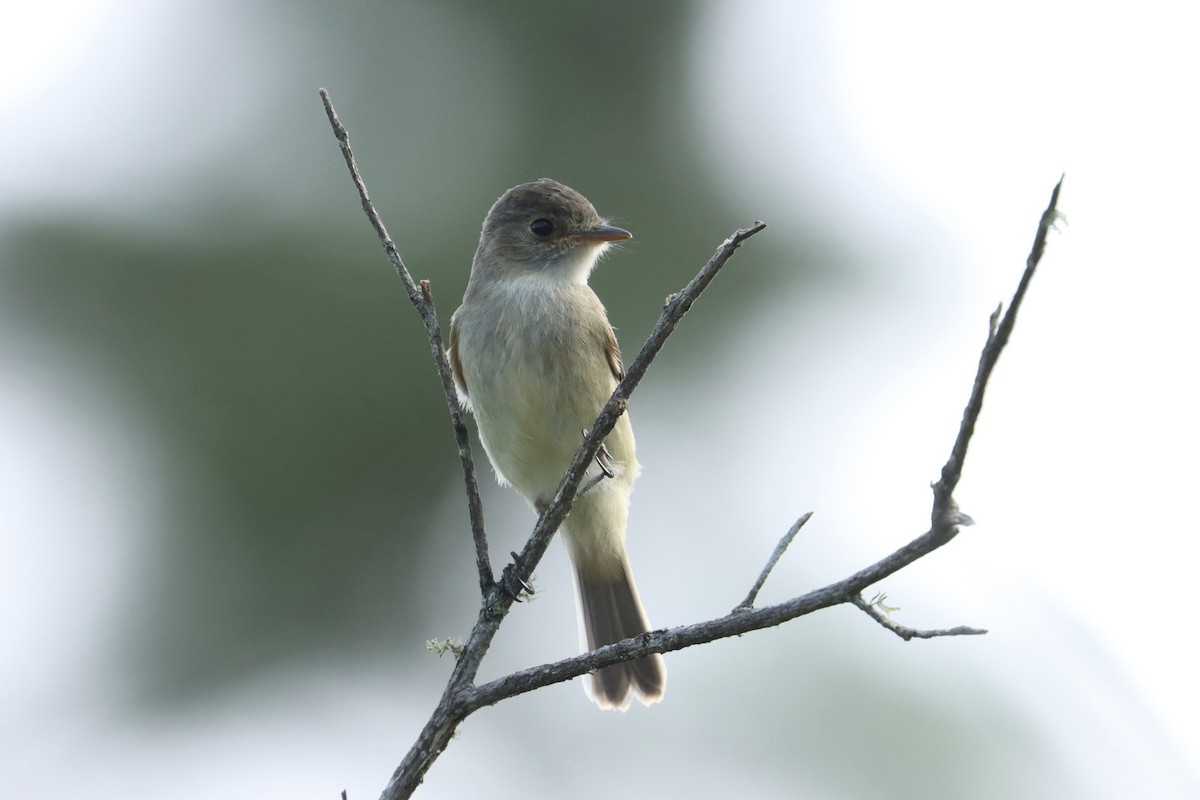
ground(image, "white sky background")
xmin=2 ymin=1 xmax=1198 ymax=798
xmin=689 ymin=0 xmax=1199 ymax=788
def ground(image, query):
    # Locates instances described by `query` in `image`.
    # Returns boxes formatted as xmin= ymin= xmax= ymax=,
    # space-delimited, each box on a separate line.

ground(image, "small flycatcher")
xmin=449 ymin=179 xmax=666 ymax=710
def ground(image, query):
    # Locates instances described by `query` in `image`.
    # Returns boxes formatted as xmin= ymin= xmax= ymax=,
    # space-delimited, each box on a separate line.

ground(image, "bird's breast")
xmin=456 ymin=280 xmax=636 ymax=501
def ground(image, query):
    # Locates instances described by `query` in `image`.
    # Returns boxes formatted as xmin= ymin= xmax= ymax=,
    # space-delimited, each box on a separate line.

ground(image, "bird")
xmin=448 ymin=179 xmax=666 ymax=710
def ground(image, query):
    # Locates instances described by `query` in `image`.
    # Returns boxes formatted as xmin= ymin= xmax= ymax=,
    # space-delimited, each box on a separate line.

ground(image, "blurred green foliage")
xmin=0 ymin=0 xmax=794 ymax=700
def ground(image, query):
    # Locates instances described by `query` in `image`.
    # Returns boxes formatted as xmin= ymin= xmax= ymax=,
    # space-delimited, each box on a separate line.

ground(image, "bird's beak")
xmin=570 ymin=224 xmax=632 ymax=243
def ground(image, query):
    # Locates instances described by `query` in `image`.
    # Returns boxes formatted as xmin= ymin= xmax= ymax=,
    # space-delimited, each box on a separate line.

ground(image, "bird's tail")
xmin=573 ymin=556 xmax=667 ymax=711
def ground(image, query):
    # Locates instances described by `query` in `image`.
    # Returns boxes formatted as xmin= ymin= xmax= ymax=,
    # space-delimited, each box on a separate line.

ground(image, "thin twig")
xmin=735 ymin=512 xmax=813 ymax=612
xmin=319 ymin=88 xmax=493 ymax=595
xmin=850 ymin=595 xmax=987 ymax=641
xmin=932 ymin=175 xmax=1064 ymax=521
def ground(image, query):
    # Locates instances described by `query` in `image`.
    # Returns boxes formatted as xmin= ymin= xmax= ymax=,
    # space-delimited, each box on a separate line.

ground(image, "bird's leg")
xmin=578 ymin=429 xmax=616 ymax=498
xmin=499 ymin=550 xmax=535 ymax=602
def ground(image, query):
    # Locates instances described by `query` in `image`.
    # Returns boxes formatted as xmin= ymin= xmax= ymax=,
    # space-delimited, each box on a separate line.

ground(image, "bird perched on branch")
xmin=449 ymin=179 xmax=666 ymax=711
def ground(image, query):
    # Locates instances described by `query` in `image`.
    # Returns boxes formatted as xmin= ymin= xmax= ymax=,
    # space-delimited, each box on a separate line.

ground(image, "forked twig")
xmin=735 ymin=512 xmax=814 ymax=611
xmin=851 ymin=594 xmax=988 ymax=641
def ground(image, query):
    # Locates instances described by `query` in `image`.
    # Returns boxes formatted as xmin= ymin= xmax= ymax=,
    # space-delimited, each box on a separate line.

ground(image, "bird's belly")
xmin=456 ymin=282 xmax=637 ymax=505
xmin=471 ymin=359 xmax=611 ymax=503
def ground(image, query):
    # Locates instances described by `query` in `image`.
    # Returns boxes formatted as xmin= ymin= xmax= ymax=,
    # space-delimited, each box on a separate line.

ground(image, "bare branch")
xmin=319 ymin=88 xmax=492 ymax=595
xmin=932 ymin=175 xmax=1064 ymax=519
xmin=850 ymin=595 xmax=987 ymax=641
xmin=320 ymin=89 xmax=1064 ymax=800
xmin=461 ymin=521 xmax=995 ymax=709
xmin=735 ymin=512 xmax=813 ymax=612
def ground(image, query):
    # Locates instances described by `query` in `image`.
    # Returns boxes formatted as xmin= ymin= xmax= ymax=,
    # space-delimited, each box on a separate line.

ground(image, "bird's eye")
xmin=529 ymin=218 xmax=554 ymax=237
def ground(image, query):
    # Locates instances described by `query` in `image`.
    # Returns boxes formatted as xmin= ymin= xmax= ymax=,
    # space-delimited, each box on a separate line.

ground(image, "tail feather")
xmin=575 ymin=560 xmax=667 ymax=711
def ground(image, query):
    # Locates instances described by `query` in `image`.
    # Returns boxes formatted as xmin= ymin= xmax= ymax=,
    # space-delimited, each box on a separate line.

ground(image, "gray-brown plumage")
xmin=448 ymin=179 xmax=666 ymax=710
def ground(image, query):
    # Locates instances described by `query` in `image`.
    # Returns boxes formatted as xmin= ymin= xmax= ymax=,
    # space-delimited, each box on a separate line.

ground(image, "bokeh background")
xmin=3 ymin=1 xmax=1197 ymax=798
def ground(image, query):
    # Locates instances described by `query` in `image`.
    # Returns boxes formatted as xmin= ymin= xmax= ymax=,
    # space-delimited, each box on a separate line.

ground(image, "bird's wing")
xmin=448 ymin=314 xmax=469 ymax=400
xmin=603 ymin=324 xmax=625 ymax=382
